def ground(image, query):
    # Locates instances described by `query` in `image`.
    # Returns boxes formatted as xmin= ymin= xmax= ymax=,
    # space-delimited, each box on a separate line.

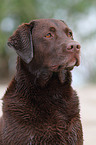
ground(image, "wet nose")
xmin=66 ymin=42 xmax=81 ymax=52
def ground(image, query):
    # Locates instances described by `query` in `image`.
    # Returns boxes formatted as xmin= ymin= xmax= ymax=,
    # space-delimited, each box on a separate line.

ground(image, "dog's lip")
xmin=51 ymin=65 xmax=58 ymax=69
xmin=51 ymin=65 xmax=59 ymax=71
xmin=51 ymin=64 xmax=65 ymax=72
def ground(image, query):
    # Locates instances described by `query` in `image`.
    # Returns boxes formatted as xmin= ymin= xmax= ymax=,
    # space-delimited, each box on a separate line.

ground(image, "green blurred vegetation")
xmin=0 ymin=0 xmax=37 ymax=55
xmin=0 ymin=0 xmax=96 ymax=83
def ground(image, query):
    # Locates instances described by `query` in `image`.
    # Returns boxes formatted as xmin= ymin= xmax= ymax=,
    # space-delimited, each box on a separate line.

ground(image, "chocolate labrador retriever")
xmin=0 ymin=19 xmax=83 ymax=145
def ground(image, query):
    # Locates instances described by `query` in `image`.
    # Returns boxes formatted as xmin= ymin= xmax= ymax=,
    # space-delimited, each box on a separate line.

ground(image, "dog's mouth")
xmin=51 ymin=57 xmax=80 ymax=72
xmin=51 ymin=64 xmax=74 ymax=72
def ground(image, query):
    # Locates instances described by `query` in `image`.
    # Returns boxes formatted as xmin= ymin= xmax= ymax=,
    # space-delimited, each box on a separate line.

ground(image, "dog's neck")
xmin=15 ymin=58 xmax=72 ymax=88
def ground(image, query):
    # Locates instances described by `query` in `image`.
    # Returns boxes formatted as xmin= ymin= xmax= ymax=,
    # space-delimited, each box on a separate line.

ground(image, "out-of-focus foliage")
xmin=0 ymin=0 xmax=37 ymax=55
xmin=0 ymin=0 xmax=96 ymax=84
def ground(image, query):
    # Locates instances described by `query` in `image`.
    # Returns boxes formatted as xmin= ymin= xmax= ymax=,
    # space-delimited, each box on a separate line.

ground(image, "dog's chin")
xmin=66 ymin=61 xmax=76 ymax=70
xmin=65 ymin=58 xmax=80 ymax=70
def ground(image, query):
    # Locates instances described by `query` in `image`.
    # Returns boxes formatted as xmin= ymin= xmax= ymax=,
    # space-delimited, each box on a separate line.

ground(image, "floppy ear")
xmin=7 ymin=22 xmax=34 ymax=63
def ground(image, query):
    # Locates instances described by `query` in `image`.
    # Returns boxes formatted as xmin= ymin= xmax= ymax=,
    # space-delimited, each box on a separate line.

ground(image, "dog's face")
xmin=32 ymin=19 xmax=80 ymax=72
xmin=8 ymin=19 xmax=80 ymax=73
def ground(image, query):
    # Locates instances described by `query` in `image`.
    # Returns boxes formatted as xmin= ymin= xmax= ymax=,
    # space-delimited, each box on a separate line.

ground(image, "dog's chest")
xmin=27 ymin=113 xmax=68 ymax=144
xmin=26 ymin=91 xmax=70 ymax=144
xmin=28 ymin=83 xmax=72 ymax=126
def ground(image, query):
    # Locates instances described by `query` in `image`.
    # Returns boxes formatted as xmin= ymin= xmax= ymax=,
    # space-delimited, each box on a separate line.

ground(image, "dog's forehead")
xmin=34 ymin=19 xmax=68 ymax=30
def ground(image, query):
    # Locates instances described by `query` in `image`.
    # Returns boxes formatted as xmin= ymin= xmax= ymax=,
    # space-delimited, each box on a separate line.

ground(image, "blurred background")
xmin=0 ymin=0 xmax=96 ymax=144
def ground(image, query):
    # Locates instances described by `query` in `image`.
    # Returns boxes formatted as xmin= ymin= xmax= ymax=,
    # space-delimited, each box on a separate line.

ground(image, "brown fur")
xmin=0 ymin=19 xmax=83 ymax=145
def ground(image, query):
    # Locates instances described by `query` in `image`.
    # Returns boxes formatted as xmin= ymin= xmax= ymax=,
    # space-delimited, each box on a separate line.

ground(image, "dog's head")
xmin=8 ymin=19 xmax=81 ymax=85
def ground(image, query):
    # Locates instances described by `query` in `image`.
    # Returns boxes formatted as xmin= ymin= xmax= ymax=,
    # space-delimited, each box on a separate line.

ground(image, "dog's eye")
xmin=45 ymin=33 xmax=52 ymax=38
xmin=68 ymin=32 xmax=72 ymax=38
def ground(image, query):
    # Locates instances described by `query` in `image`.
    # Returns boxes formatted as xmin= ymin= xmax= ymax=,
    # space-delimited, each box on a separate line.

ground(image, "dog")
xmin=0 ymin=19 xmax=83 ymax=145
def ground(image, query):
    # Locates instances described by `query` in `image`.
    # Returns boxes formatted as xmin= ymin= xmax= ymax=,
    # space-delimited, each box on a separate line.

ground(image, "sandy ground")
xmin=0 ymin=84 xmax=96 ymax=145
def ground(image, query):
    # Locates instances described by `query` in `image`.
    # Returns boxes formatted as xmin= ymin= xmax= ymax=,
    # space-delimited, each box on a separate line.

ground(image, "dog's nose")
xmin=66 ymin=42 xmax=81 ymax=52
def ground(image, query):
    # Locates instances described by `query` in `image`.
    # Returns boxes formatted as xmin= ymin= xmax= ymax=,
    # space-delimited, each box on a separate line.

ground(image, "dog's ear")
xmin=7 ymin=21 xmax=34 ymax=63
